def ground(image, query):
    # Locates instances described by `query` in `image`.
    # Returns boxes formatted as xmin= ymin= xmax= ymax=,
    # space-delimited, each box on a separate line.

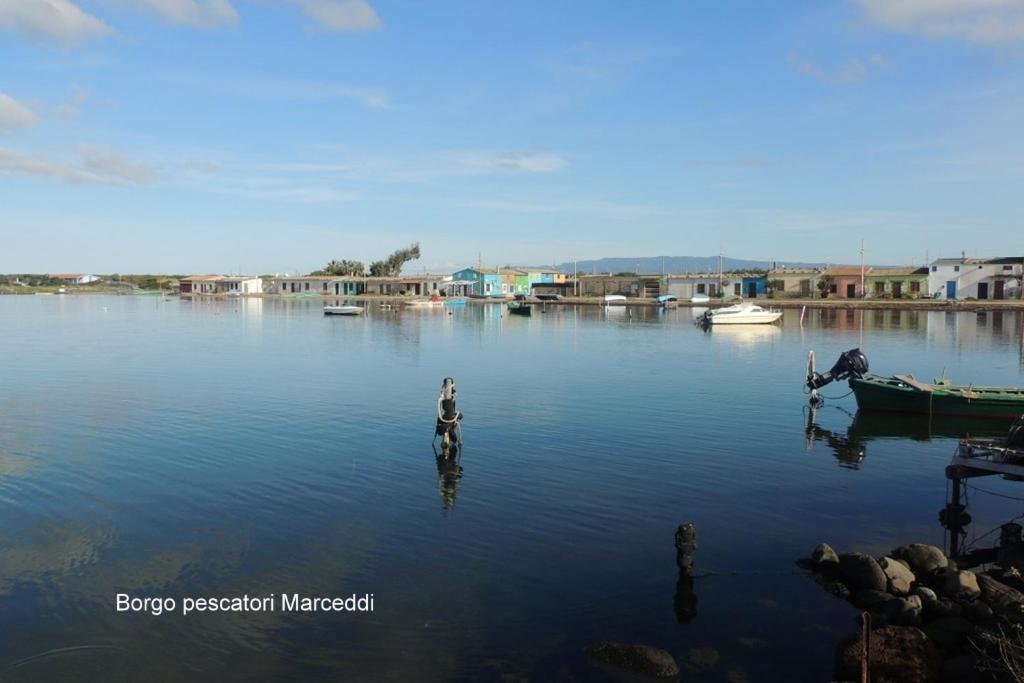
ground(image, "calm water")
xmin=2 ymin=296 xmax=1024 ymax=681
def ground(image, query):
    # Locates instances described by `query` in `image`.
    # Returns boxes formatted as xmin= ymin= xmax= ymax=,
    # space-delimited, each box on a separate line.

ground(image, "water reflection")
xmin=435 ymin=451 xmax=463 ymax=512
xmin=804 ymin=405 xmax=1011 ymax=469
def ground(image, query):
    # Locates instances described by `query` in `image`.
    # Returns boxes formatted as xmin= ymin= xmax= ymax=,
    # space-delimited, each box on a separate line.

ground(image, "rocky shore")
xmin=803 ymin=541 xmax=1024 ymax=682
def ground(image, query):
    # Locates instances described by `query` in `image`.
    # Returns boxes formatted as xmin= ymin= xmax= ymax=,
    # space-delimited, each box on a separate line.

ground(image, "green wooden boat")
xmin=807 ymin=348 xmax=1024 ymax=420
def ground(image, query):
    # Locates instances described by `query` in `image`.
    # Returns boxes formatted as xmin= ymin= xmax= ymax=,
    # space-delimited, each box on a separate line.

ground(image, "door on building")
xmin=746 ymin=282 xmax=757 ymax=298
xmin=946 ymin=281 xmax=957 ymax=299
xmin=978 ymin=282 xmax=989 ymax=300
xmin=892 ymin=281 xmax=903 ymax=298
xmin=995 ymin=281 xmax=1005 ymax=300
xmin=846 ymin=283 xmax=856 ymax=298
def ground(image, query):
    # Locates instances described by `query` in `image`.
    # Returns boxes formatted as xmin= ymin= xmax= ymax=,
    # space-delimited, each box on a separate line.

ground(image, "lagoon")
xmin=1 ymin=296 xmax=1023 ymax=681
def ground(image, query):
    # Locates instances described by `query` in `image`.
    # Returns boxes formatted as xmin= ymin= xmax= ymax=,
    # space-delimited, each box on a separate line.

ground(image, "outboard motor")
xmin=434 ymin=377 xmax=463 ymax=452
xmin=1009 ymin=415 xmax=1024 ymax=449
xmin=807 ymin=349 xmax=869 ymax=403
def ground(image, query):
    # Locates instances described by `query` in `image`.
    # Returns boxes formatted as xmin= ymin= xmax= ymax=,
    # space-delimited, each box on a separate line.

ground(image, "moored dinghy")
xmin=324 ymin=305 xmax=364 ymax=316
xmin=807 ymin=348 xmax=1024 ymax=419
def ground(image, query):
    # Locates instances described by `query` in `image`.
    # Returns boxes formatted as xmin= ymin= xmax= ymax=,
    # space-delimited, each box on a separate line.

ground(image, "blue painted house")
xmin=741 ymin=275 xmax=768 ymax=298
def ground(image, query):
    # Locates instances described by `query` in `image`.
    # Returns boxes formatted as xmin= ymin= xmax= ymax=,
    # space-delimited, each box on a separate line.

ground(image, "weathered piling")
xmin=673 ymin=523 xmax=698 ymax=623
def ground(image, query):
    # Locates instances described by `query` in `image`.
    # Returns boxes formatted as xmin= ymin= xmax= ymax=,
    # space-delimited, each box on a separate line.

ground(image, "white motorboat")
xmin=702 ymin=302 xmax=782 ymax=325
xmin=602 ymin=294 xmax=627 ymax=304
xmin=324 ymin=305 xmax=363 ymax=316
xmin=690 ymin=294 xmax=710 ymax=304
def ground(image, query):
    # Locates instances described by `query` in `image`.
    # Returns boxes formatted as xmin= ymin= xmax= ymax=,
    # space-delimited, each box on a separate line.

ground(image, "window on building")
xmin=830 ymin=283 xmax=838 ymax=294
xmin=1004 ymin=265 xmax=1013 ymax=271
xmin=954 ymin=266 xmax=960 ymax=272
xmin=911 ymin=281 xmax=920 ymax=293
xmin=323 ymin=282 xmax=327 ymax=290
xmin=304 ymin=282 xmax=309 ymax=291
xmin=281 ymin=283 xmax=287 ymax=291
xmin=734 ymin=283 xmax=741 ymax=295
xmin=697 ymin=284 xmax=706 ymax=294
xmin=874 ymin=282 xmax=885 ymax=294
xmin=931 ymin=266 xmax=937 ymax=272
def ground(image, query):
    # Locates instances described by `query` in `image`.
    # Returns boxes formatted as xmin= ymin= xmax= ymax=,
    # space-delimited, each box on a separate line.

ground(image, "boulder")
xmin=811 ymin=543 xmax=839 ymax=566
xmin=851 ymin=589 xmax=897 ymax=610
xmin=838 ymin=553 xmax=888 ymax=592
xmin=964 ymin=600 xmax=993 ymax=625
xmin=585 ymin=642 xmax=680 ymax=678
xmin=922 ymin=617 xmax=975 ymax=650
xmin=834 ymin=626 xmax=940 ymax=683
xmin=877 ymin=594 xmax=922 ymax=626
xmin=892 ymin=544 xmax=948 ymax=575
xmin=942 ymin=569 xmax=981 ymax=601
xmin=977 ymin=574 xmax=1024 ymax=624
xmin=879 ymin=556 xmax=916 ymax=595
xmin=912 ymin=586 xmax=938 ymax=608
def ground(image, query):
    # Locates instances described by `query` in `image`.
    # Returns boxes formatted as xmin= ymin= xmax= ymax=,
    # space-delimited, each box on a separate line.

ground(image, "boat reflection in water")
xmin=803 ymin=405 xmax=1010 ymax=469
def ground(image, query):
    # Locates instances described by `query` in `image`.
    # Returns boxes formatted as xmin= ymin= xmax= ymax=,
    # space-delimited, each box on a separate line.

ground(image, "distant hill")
xmin=533 ymin=256 xmax=828 ymax=275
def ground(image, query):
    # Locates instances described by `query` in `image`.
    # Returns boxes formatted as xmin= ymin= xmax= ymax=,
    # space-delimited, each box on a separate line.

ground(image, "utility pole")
xmin=860 ymin=239 xmax=865 ymax=298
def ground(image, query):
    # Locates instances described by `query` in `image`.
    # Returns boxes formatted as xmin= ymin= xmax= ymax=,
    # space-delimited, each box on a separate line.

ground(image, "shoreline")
xmin=5 ymin=290 xmax=1024 ymax=312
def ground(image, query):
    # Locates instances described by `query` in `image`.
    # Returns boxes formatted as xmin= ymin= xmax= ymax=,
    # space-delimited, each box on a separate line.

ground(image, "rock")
xmin=877 ymin=595 xmax=923 ymax=626
xmin=977 ymin=574 xmax=1024 ymax=624
xmin=585 ymin=642 xmax=680 ymax=678
xmin=838 ymin=553 xmax=888 ymax=592
xmin=892 ymin=544 xmax=948 ymax=575
xmin=851 ymin=589 xmax=897 ymax=610
xmin=811 ymin=543 xmax=839 ymax=566
xmin=825 ymin=581 xmax=851 ymax=599
xmin=913 ymin=586 xmax=938 ymax=608
xmin=942 ymin=569 xmax=981 ymax=600
xmin=931 ymin=597 xmax=965 ymax=619
xmin=834 ymin=626 xmax=940 ymax=683
xmin=922 ymin=617 xmax=976 ymax=650
xmin=964 ymin=600 xmax=993 ymax=624
xmin=879 ymin=556 xmax=916 ymax=595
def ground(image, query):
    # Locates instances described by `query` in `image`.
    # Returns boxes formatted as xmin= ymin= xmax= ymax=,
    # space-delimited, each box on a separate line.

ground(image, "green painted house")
xmin=866 ymin=267 xmax=929 ymax=299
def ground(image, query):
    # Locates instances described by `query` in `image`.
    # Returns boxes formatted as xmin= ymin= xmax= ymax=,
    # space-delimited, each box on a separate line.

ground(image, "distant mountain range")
xmin=532 ymin=256 xmax=829 ymax=275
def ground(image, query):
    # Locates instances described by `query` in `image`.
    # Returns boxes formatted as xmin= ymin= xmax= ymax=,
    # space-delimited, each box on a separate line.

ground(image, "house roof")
xmin=869 ymin=267 xmax=928 ymax=277
xmin=931 ymin=256 xmax=1023 ymax=265
xmin=768 ymin=267 xmax=820 ymax=275
xmin=822 ymin=266 xmax=872 ymax=276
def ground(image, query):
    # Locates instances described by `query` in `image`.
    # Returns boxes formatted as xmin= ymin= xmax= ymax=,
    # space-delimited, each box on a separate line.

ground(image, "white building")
xmin=927 ymin=257 xmax=1023 ymax=300
xmin=51 ymin=273 xmax=100 ymax=284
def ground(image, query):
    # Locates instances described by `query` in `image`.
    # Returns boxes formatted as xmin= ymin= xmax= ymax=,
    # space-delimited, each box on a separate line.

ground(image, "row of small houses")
xmin=178 ymin=256 xmax=1024 ymax=301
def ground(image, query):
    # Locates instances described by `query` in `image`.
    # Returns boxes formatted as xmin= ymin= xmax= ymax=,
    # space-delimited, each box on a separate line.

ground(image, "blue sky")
xmin=1 ymin=0 xmax=1023 ymax=274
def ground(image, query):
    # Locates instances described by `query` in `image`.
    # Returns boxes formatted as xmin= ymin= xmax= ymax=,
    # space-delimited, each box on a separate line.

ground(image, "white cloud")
xmin=107 ymin=0 xmax=239 ymax=28
xmin=0 ymin=0 xmax=115 ymax=42
xmin=0 ymin=92 xmax=38 ymax=130
xmin=258 ymin=149 xmax=567 ymax=183
xmin=292 ymin=0 xmax=381 ymax=31
xmin=0 ymin=144 xmax=157 ymax=185
xmin=787 ymin=51 xmax=888 ymax=84
xmin=854 ymin=0 xmax=1024 ymax=44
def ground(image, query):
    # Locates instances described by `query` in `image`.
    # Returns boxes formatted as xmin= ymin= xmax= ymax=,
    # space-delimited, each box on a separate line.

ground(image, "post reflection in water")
xmin=435 ymin=448 xmax=463 ymax=512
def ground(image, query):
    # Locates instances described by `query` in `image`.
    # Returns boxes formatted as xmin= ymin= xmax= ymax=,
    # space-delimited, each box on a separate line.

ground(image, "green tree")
xmin=312 ymin=260 xmax=365 ymax=276
xmin=369 ymin=243 xmax=421 ymax=277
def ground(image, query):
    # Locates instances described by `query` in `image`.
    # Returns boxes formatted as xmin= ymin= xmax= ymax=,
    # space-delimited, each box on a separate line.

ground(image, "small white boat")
xmin=405 ymin=299 xmax=444 ymax=307
xmin=324 ymin=305 xmax=363 ymax=316
xmin=690 ymin=294 xmax=710 ymax=304
xmin=602 ymin=294 xmax=627 ymax=304
xmin=703 ymin=302 xmax=782 ymax=325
